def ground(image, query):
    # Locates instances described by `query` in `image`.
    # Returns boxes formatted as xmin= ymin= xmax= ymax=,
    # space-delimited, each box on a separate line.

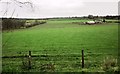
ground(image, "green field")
xmin=2 ymin=19 xmax=118 ymax=72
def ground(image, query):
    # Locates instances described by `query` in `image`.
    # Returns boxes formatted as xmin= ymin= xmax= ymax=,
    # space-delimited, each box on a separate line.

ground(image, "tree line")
xmin=2 ymin=18 xmax=46 ymax=30
xmin=1 ymin=15 xmax=119 ymax=30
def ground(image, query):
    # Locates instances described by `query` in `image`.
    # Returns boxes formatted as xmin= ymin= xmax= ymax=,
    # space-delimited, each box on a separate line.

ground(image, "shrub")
xmin=102 ymin=56 xmax=118 ymax=72
xmin=2 ymin=18 xmax=26 ymax=30
xmin=24 ymin=20 xmax=47 ymax=28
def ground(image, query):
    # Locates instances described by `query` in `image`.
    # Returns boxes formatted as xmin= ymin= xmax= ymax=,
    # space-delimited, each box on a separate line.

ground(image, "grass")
xmin=2 ymin=19 xmax=118 ymax=72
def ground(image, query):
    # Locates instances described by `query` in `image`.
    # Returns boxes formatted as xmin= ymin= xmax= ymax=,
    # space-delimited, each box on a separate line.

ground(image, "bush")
xmin=2 ymin=18 xmax=26 ymax=30
xmin=2 ymin=18 xmax=47 ymax=30
xmin=24 ymin=20 xmax=47 ymax=28
xmin=102 ymin=57 xmax=118 ymax=72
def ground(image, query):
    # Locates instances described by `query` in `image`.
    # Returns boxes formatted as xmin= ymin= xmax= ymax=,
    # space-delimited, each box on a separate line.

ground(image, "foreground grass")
xmin=2 ymin=19 xmax=118 ymax=72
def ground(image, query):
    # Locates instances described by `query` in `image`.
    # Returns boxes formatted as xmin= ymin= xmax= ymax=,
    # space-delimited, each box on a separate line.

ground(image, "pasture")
xmin=2 ymin=19 xmax=118 ymax=72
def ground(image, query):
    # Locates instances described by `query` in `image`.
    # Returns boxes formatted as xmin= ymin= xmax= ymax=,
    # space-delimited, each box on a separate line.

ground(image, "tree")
xmin=1 ymin=0 xmax=35 ymax=30
xmin=88 ymin=15 xmax=94 ymax=19
xmin=0 ymin=0 xmax=34 ymax=18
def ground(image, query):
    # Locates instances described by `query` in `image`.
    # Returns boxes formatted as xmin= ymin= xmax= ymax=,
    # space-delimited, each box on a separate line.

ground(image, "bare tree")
xmin=0 ymin=0 xmax=35 ymax=18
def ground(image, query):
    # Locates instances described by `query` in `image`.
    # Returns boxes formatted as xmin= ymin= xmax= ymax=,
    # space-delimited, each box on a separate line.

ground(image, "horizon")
xmin=1 ymin=15 xmax=119 ymax=19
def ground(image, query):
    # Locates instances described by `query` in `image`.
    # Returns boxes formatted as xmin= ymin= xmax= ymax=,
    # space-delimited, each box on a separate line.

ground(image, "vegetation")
xmin=2 ymin=18 xmax=119 ymax=72
xmin=2 ymin=18 xmax=46 ymax=30
xmin=2 ymin=18 xmax=26 ymax=30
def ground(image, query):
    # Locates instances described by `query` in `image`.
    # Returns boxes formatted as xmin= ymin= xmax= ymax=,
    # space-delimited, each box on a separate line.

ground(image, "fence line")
xmin=2 ymin=50 xmax=85 ymax=68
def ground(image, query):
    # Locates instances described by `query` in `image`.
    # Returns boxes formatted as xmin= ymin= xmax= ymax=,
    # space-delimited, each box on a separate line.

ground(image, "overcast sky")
xmin=0 ymin=0 xmax=119 ymax=18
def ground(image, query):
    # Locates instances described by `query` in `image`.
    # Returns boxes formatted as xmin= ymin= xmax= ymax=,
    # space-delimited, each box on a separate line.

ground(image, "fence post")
xmin=82 ymin=49 xmax=84 ymax=68
xmin=28 ymin=51 xmax=31 ymax=69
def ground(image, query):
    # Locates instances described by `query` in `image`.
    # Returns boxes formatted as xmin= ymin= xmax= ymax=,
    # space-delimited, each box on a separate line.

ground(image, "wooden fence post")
xmin=28 ymin=51 xmax=31 ymax=69
xmin=82 ymin=49 xmax=84 ymax=68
